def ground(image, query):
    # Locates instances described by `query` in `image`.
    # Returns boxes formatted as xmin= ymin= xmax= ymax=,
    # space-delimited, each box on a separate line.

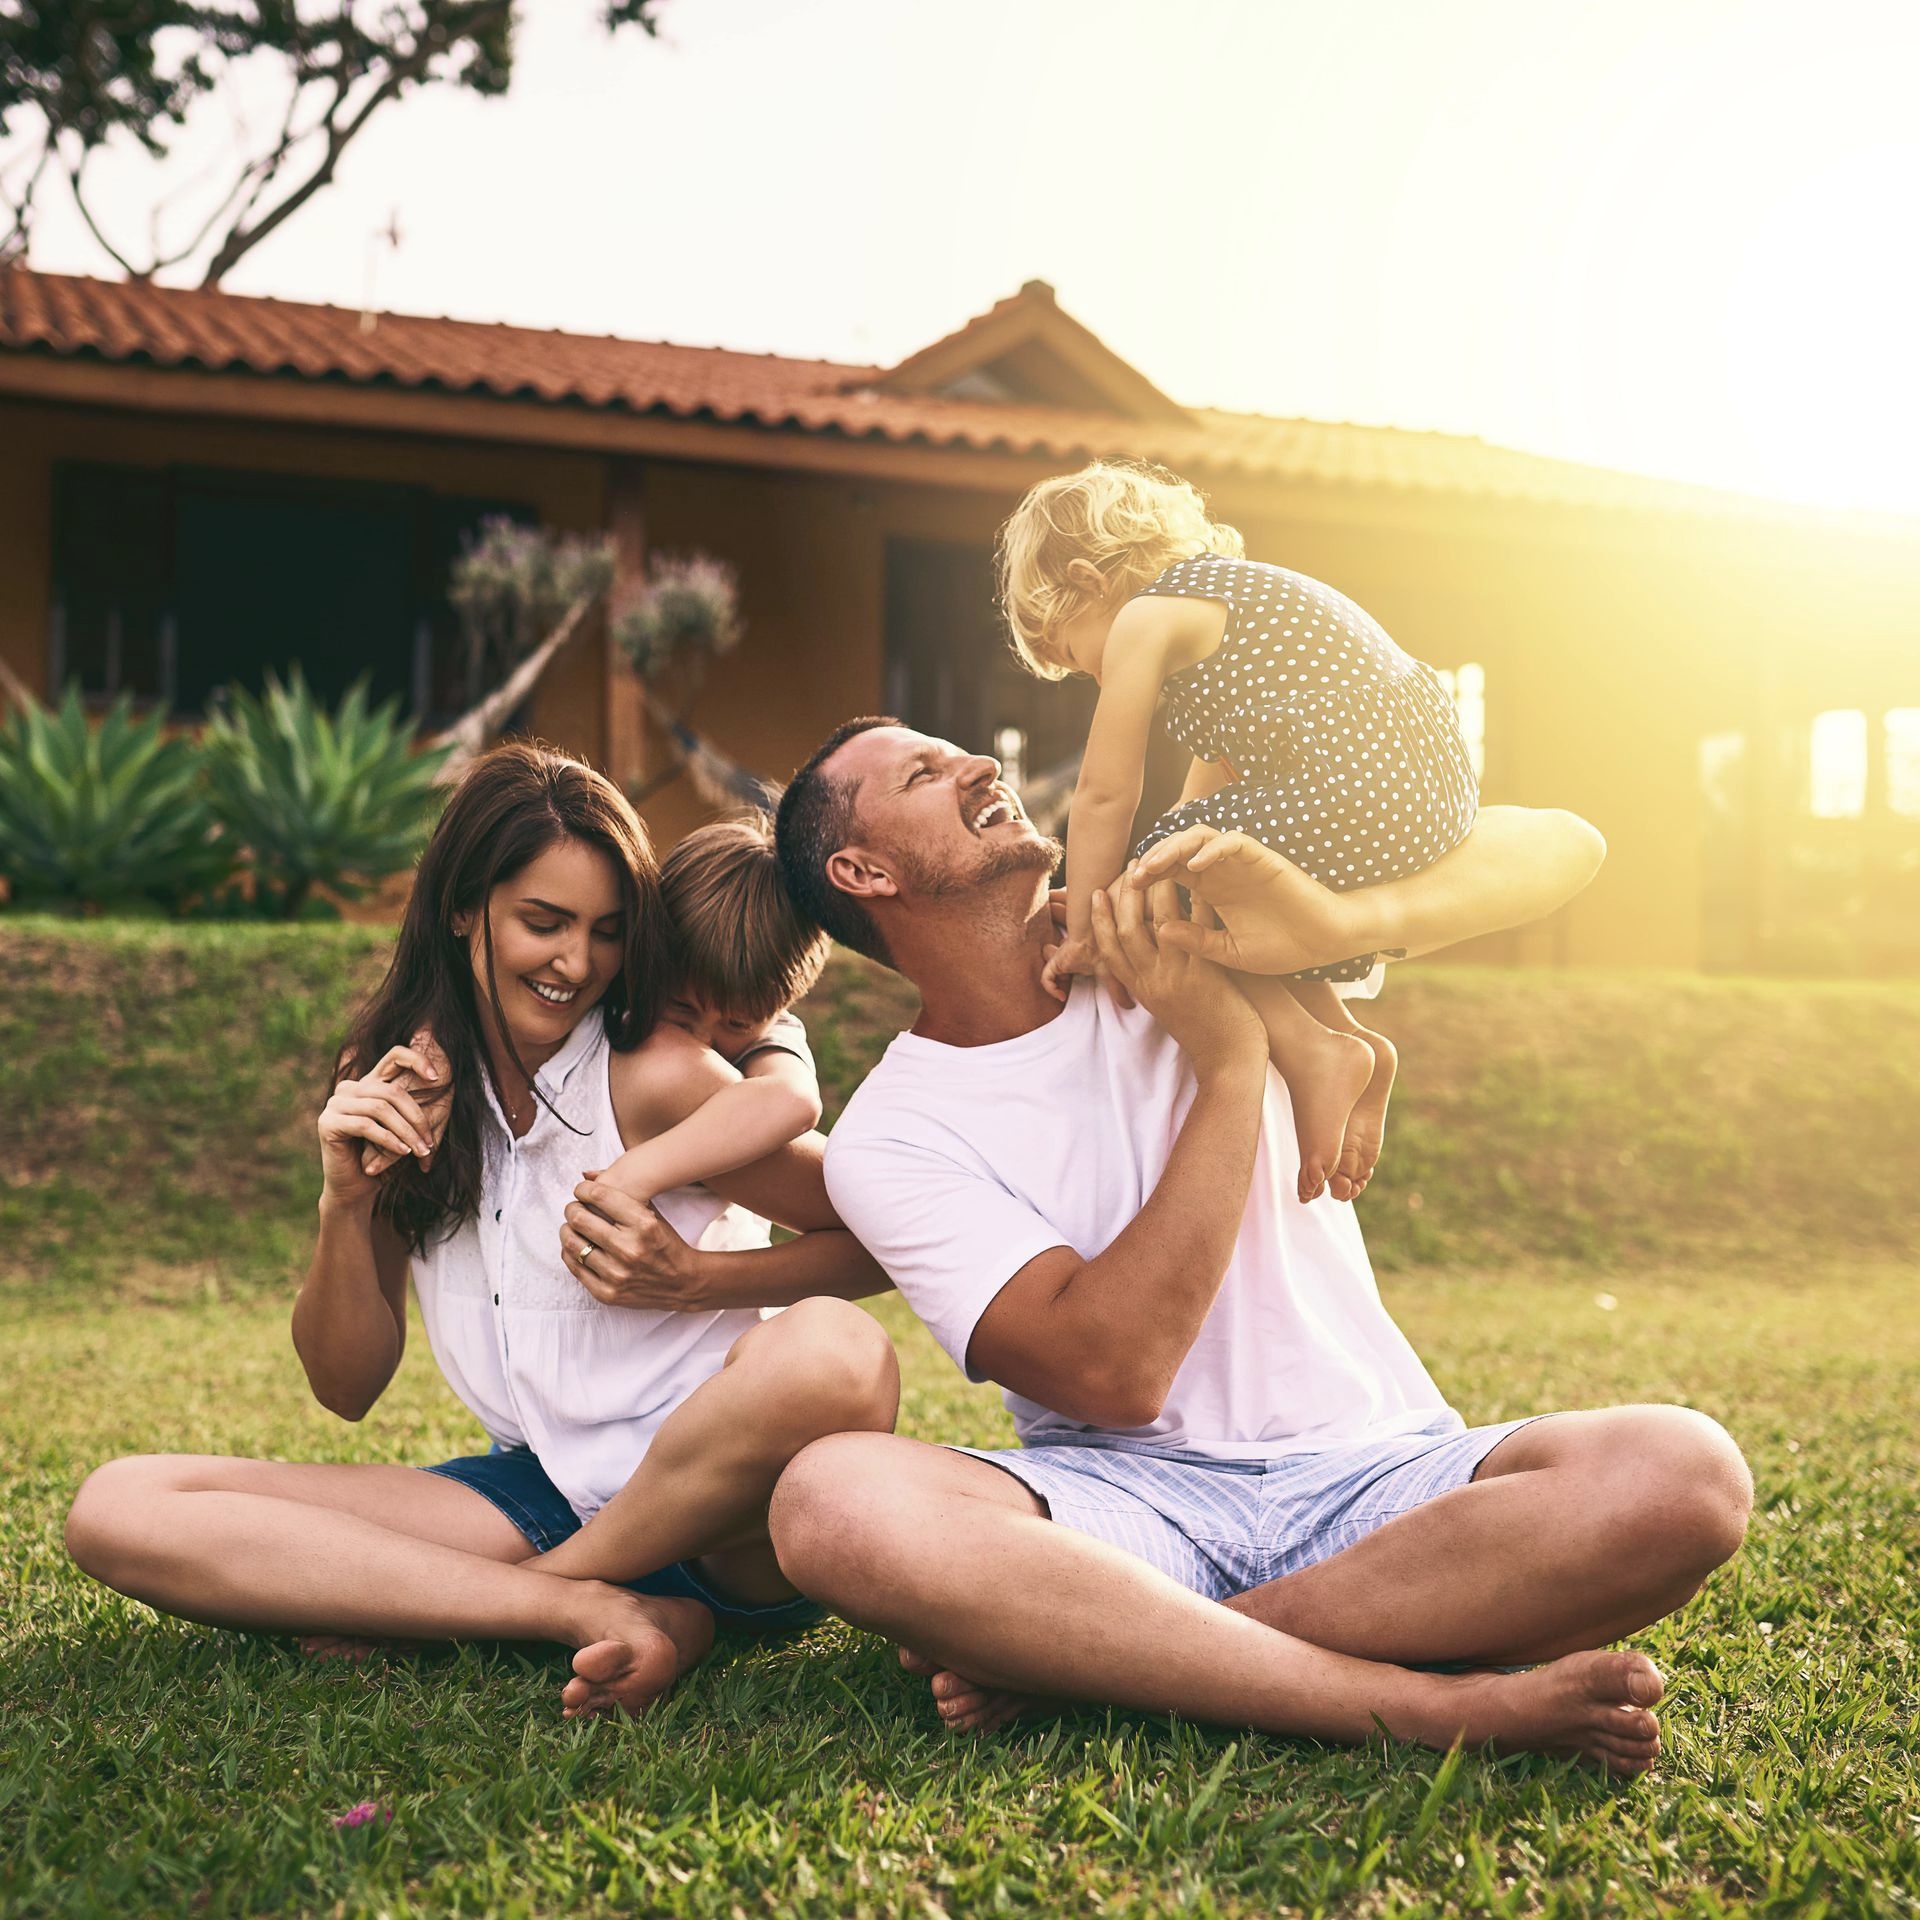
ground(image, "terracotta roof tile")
xmin=0 ymin=268 xmax=1820 ymax=521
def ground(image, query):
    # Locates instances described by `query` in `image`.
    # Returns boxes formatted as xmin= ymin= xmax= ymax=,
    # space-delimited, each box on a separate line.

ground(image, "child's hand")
xmin=1040 ymin=936 xmax=1098 ymax=1003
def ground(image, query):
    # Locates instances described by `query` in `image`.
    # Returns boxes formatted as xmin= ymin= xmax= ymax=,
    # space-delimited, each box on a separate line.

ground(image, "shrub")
xmin=200 ymin=670 xmax=450 ymax=918
xmin=447 ymin=517 xmax=616 ymax=706
xmin=614 ymin=553 xmax=743 ymax=679
xmin=0 ymin=689 xmax=231 ymax=913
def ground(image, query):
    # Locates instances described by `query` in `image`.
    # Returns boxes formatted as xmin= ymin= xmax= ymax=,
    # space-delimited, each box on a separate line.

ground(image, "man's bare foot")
xmin=1436 ymin=1648 xmax=1665 ymax=1775
xmin=1276 ymin=1025 xmax=1375 ymax=1203
xmin=898 ymin=1646 xmax=1036 ymax=1735
xmin=560 ymin=1585 xmax=715 ymax=1719
xmin=1328 ymin=1026 xmax=1397 ymax=1202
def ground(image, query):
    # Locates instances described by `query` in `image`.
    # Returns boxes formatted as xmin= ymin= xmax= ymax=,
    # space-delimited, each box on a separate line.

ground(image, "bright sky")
xmin=14 ymin=0 xmax=1920 ymax=512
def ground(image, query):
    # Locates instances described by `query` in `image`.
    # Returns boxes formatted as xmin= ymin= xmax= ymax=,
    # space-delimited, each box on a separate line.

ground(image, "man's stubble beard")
xmin=897 ymin=830 xmax=1063 ymax=899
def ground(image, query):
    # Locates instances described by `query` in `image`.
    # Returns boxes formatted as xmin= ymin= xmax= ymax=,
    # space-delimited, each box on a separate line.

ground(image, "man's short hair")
xmin=774 ymin=716 xmax=900 ymax=968
xmin=660 ymin=813 xmax=829 ymax=1023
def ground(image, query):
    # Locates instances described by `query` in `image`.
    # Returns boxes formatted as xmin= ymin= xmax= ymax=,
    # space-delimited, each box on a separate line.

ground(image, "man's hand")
xmin=1090 ymin=877 xmax=1266 ymax=1080
xmin=560 ymin=1173 xmax=710 ymax=1312
xmin=1129 ymin=828 xmax=1370 ymax=976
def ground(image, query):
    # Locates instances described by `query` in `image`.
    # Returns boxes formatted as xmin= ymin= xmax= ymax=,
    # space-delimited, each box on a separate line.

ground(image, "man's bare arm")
xmin=967 ymin=880 xmax=1271 ymax=1427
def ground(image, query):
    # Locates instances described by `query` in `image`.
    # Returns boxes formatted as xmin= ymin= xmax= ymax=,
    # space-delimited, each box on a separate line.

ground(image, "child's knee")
xmin=750 ymin=1299 xmax=899 ymax=1433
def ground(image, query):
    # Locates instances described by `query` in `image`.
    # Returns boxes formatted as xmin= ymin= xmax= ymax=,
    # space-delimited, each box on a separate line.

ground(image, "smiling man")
xmin=766 ymin=716 xmax=1752 ymax=1771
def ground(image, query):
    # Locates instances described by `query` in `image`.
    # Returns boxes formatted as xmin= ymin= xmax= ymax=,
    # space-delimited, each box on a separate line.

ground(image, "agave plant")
xmin=200 ymin=670 xmax=451 ymax=918
xmin=0 ymin=687 xmax=232 ymax=912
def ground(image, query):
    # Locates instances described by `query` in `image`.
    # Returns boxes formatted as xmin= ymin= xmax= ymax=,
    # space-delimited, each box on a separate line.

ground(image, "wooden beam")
xmin=605 ymin=458 xmax=648 ymax=790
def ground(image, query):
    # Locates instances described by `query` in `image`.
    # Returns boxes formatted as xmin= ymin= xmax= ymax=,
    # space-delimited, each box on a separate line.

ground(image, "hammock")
xmin=632 ymin=684 xmax=780 ymax=813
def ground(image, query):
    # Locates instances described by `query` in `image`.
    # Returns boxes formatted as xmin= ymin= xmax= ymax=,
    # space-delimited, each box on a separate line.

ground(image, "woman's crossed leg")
xmin=63 ymin=1452 xmax=712 ymax=1716
xmin=63 ymin=1296 xmax=897 ymax=1718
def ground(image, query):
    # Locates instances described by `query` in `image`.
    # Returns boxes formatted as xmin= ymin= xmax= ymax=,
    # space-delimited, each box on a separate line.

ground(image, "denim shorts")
xmin=424 ymin=1444 xmax=821 ymax=1631
xmin=957 ymin=1415 xmax=1540 ymax=1603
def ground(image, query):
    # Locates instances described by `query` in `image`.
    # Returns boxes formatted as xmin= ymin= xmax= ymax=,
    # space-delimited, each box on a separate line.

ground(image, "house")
xmin=3 ymin=266 xmax=1916 ymax=970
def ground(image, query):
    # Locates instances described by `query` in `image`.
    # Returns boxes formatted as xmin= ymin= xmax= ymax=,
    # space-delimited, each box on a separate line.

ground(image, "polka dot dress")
xmin=1132 ymin=554 xmax=1479 ymax=982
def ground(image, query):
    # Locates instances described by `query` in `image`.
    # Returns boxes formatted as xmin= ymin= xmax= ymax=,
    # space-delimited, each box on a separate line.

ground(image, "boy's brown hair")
xmin=660 ymin=813 xmax=830 ymax=1024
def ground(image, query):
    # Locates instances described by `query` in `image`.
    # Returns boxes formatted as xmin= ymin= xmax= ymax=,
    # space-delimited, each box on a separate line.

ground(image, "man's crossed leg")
xmin=769 ymin=1402 xmax=1751 ymax=1772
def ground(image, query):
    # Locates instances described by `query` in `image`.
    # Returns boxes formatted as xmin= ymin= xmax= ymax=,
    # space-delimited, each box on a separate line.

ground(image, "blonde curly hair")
xmin=996 ymin=459 xmax=1244 ymax=680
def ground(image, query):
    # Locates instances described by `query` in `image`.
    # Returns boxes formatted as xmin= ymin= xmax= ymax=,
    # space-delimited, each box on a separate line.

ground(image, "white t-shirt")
xmin=824 ymin=982 xmax=1454 ymax=1459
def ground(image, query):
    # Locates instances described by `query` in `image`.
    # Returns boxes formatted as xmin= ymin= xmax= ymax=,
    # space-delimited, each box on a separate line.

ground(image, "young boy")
xmin=596 ymin=813 xmax=830 ymax=1209
xmin=357 ymin=816 xmax=828 ymax=1193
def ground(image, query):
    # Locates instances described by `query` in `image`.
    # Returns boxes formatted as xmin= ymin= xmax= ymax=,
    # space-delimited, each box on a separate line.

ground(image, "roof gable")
xmin=870 ymin=280 xmax=1191 ymax=423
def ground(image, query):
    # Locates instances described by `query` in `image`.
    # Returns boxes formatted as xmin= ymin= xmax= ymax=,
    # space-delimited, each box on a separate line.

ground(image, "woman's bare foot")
xmin=1328 ymin=1026 xmax=1397 ymax=1202
xmin=898 ymin=1646 xmax=1037 ymax=1735
xmin=560 ymin=1585 xmax=715 ymax=1719
xmin=1275 ymin=1025 xmax=1375 ymax=1203
xmin=1433 ymin=1648 xmax=1665 ymax=1775
xmin=297 ymin=1633 xmax=422 ymax=1664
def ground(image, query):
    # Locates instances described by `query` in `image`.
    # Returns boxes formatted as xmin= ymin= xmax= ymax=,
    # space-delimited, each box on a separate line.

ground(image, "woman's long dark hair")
xmin=337 ymin=740 xmax=672 ymax=1253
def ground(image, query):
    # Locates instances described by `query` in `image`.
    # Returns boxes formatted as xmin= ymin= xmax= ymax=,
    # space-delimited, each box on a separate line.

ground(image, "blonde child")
xmin=594 ymin=814 xmax=830 ymax=1210
xmin=999 ymin=458 xmax=1484 ymax=1206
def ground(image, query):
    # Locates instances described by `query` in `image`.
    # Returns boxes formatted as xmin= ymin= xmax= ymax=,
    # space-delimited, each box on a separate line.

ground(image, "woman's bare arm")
xmin=1364 ymin=806 xmax=1608 ymax=959
xmin=292 ymin=1206 xmax=411 ymax=1421
xmin=293 ymin=1043 xmax=443 ymax=1421
xmin=1136 ymin=806 xmax=1607 ymax=974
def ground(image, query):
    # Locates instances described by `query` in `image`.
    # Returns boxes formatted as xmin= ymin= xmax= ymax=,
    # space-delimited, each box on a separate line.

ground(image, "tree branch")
xmin=197 ymin=1 xmax=517 ymax=288
xmin=63 ymin=148 xmax=146 ymax=280
xmin=145 ymin=69 xmax=311 ymax=273
xmin=0 ymin=138 xmax=53 ymax=264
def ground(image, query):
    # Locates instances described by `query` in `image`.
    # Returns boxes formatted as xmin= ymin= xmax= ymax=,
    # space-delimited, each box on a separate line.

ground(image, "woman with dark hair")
xmin=64 ymin=742 xmax=897 ymax=1718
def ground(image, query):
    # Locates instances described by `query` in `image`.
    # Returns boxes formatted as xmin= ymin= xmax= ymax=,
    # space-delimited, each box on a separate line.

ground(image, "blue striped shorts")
xmin=956 ymin=1415 xmax=1538 ymax=1602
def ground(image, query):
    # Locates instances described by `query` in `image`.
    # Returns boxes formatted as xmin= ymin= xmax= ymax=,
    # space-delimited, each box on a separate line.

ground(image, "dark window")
xmin=51 ymin=466 xmax=174 ymax=704
xmin=49 ymin=462 xmax=529 ymax=723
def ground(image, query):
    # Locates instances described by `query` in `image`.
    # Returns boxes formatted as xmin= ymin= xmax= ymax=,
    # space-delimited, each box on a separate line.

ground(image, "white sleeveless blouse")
xmin=409 ymin=1009 xmax=775 ymax=1523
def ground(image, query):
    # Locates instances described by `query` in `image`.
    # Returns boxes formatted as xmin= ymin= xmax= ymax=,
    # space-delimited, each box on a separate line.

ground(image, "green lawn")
xmin=3 ymin=1265 xmax=1915 ymax=1918
xmin=3 ymin=922 xmax=1917 ymax=1915
xmin=7 ymin=920 xmax=1919 ymax=1293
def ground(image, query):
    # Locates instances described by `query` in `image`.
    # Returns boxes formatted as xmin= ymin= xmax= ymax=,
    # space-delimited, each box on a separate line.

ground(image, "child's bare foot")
xmin=1329 ymin=1026 xmax=1397 ymax=1202
xmin=560 ymin=1585 xmax=714 ymax=1719
xmin=1434 ymin=1648 xmax=1665 ymax=1775
xmin=1279 ymin=1025 xmax=1375 ymax=1203
xmin=898 ymin=1646 xmax=1037 ymax=1735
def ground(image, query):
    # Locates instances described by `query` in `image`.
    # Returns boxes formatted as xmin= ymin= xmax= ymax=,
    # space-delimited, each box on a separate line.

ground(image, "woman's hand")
xmin=560 ymin=1174 xmax=710 ymax=1311
xmin=1130 ymin=827 xmax=1369 ymax=975
xmin=1090 ymin=877 xmax=1266 ymax=1080
xmin=318 ymin=1040 xmax=448 ymax=1207
xmin=359 ymin=1029 xmax=452 ymax=1177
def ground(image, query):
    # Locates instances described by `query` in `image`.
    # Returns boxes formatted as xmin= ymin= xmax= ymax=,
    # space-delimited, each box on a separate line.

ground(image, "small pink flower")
xmin=333 ymin=1802 xmax=391 ymax=1830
